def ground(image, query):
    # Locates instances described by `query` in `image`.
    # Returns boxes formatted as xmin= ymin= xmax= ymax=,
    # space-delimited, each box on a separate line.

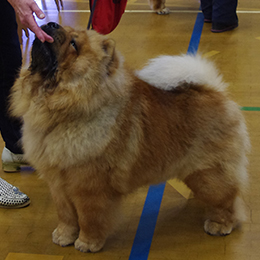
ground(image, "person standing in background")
xmin=201 ymin=0 xmax=238 ymax=32
xmin=0 ymin=0 xmax=55 ymax=208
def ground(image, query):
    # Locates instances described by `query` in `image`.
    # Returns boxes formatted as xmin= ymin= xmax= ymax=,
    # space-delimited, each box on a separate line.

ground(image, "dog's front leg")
xmin=73 ymin=189 xmax=122 ymax=253
xmin=47 ymin=177 xmax=79 ymax=247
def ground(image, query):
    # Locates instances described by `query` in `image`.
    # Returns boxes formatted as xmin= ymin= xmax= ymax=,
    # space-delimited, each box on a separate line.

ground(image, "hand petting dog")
xmin=8 ymin=0 xmax=63 ymax=43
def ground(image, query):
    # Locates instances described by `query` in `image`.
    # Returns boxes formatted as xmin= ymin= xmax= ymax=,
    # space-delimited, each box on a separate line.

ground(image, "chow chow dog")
xmin=10 ymin=22 xmax=249 ymax=253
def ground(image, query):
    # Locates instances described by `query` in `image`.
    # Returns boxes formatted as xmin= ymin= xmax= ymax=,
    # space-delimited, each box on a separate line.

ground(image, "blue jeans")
xmin=201 ymin=0 xmax=238 ymax=24
xmin=0 ymin=0 xmax=23 ymax=154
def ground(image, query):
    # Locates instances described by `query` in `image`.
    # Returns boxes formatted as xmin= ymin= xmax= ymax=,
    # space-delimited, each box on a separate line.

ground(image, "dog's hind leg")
xmin=184 ymin=165 xmax=247 ymax=236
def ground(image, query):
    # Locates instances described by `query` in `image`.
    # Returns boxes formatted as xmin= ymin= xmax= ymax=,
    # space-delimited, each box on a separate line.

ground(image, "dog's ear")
xmin=102 ymin=38 xmax=119 ymax=76
xmin=102 ymin=38 xmax=115 ymax=57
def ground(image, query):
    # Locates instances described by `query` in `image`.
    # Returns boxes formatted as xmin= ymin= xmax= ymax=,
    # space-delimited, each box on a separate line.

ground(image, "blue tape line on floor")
xmin=187 ymin=12 xmax=204 ymax=54
xmin=128 ymin=11 xmax=204 ymax=260
xmin=128 ymin=183 xmax=166 ymax=260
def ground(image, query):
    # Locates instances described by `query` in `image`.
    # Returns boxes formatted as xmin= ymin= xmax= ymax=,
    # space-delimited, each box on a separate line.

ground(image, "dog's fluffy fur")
xmin=10 ymin=24 xmax=249 ymax=253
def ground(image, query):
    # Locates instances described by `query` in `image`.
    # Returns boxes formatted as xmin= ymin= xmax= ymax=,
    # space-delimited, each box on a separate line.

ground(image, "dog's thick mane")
xmin=136 ymin=55 xmax=228 ymax=92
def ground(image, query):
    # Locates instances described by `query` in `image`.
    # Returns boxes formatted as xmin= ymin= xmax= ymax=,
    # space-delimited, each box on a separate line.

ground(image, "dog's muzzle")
xmin=41 ymin=22 xmax=60 ymax=36
xmin=30 ymin=22 xmax=64 ymax=78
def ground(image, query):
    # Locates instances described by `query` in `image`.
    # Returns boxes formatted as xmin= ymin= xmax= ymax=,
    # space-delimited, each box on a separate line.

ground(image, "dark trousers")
xmin=0 ymin=0 xmax=23 ymax=154
xmin=201 ymin=0 xmax=238 ymax=24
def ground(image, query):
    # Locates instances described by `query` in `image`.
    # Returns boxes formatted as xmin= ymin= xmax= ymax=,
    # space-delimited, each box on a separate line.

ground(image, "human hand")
xmin=8 ymin=0 xmax=54 ymax=43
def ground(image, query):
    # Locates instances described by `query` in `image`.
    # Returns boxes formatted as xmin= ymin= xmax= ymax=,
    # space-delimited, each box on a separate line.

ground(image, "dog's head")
xmin=30 ymin=22 xmax=120 ymax=82
xmin=11 ymin=22 xmax=130 ymax=120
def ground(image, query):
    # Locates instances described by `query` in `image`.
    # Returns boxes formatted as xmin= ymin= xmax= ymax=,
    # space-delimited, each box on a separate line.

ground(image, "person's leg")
xmin=211 ymin=0 xmax=238 ymax=32
xmin=200 ymin=0 xmax=213 ymax=22
xmin=0 ymin=0 xmax=23 ymax=155
xmin=0 ymin=1 xmax=28 ymax=172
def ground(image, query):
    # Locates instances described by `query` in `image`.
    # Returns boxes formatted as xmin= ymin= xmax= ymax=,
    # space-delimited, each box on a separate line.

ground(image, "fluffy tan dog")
xmin=10 ymin=22 xmax=249 ymax=253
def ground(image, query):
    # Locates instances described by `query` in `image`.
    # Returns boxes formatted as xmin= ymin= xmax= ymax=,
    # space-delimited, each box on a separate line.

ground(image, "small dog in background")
xmin=10 ymin=23 xmax=249 ymax=253
xmin=149 ymin=0 xmax=170 ymax=14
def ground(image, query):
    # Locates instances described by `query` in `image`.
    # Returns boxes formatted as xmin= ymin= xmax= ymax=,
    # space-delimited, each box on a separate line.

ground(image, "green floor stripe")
xmin=241 ymin=107 xmax=260 ymax=111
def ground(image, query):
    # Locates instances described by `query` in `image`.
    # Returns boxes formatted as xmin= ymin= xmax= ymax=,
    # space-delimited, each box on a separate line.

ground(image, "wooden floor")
xmin=1 ymin=0 xmax=260 ymax=259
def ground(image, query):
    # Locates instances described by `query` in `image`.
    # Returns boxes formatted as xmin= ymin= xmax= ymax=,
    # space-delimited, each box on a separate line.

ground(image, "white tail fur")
xmin=136 ymin=54 xmax=228 ymax=92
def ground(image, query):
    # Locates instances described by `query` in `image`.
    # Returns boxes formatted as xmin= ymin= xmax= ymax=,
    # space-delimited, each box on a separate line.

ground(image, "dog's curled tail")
xmin=136 ymin=54 xmax=228 ymax=92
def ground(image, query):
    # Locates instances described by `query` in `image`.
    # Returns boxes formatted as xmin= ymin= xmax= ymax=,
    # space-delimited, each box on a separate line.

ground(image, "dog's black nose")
xmin=47 ymin=22 xmax=60 ymax=29
xmin=40 ymin=22 xmax=61 ymax=35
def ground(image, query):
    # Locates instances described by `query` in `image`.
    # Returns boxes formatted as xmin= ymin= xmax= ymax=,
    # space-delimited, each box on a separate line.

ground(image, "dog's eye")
xmin=70 ymin=40 xmax=78 ymax=51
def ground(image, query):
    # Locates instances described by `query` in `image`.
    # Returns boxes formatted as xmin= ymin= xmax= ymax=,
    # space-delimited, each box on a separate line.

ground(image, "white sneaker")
xmin=0 ymin=177 xmax=30 ymax=208
xmin=1 ymin=147 xmax=28 ymax=173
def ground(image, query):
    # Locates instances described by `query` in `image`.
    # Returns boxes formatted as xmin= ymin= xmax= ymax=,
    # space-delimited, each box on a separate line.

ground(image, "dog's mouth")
xmin=30 ymin=22 xmax=66 ymax=78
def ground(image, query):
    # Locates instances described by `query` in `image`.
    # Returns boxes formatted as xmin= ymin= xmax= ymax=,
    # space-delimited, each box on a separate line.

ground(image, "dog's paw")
xmin=52 ymin=227 xmax=78 ymax=247
xmin=204 ymin=219 xmax=233 ymax=236
xmin=157 ymin=7 xmax=170 ymax=15
xmin=74 ymin=237 xmax=105 ymax=253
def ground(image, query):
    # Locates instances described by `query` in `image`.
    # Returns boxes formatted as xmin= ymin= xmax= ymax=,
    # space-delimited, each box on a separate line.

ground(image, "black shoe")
xmin=204 ymin=18 xmax=212 ymax=23
xmin=211 ymin=22 xmax=238 ymax=33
